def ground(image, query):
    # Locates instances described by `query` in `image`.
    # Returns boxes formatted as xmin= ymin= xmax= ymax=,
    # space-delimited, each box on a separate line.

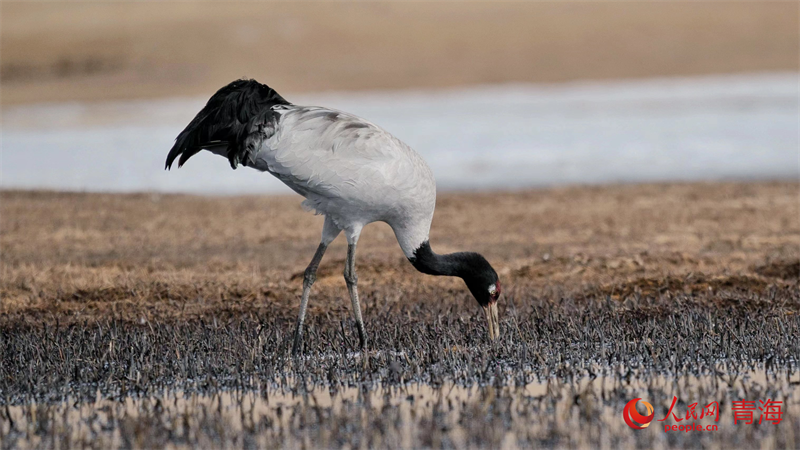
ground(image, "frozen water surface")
xmin=2 ymin=73 xmax=797 ymax=194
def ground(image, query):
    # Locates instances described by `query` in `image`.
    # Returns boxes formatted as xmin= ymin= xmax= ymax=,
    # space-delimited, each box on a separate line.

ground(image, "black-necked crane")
xmin=166 ymin=79 xmax=501 ymax=355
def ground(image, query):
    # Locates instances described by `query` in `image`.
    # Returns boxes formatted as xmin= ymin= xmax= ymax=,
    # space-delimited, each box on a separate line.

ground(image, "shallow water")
xmin=3 ymin=369 xmax=798 ymax=449
xmin=2 ymin=73 xmax=797 ymax=194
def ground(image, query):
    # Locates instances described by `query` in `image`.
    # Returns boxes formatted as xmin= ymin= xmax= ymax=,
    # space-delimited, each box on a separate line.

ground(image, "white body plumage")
xmin=249 ymin=105 xmax=437 ymax=257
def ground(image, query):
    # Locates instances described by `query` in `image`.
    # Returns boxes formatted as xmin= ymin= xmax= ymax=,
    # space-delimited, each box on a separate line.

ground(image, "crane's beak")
xmin=483 ymin=301 xmax=500 ymax=341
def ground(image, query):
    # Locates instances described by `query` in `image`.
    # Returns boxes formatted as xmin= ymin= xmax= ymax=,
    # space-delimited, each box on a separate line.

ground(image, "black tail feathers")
xmin=165 ymin=79 xmax=290 ymax=170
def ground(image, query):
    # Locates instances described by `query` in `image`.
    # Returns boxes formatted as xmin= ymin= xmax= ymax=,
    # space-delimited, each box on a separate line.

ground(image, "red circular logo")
xmin=623 ymin=398 xmax=655 ymax=429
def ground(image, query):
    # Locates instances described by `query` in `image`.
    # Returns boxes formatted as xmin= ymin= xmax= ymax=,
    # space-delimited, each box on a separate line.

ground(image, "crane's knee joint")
xmin=343 ymin=269 xmax=358 ymax=285
xmin=303 ymin=267 xmax=317 ymax=288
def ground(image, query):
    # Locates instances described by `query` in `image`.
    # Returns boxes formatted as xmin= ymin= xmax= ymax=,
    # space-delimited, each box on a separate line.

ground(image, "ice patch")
xmin=2 ymin=73 xmax=797 ymax=194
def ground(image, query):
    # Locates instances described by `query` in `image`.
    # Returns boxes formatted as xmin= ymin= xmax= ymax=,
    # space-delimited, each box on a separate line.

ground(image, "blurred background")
xmin=2 ymin=2 xmax=798 ymax=194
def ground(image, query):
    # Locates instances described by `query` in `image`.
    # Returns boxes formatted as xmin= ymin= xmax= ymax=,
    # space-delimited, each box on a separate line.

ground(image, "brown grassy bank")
xmin=1 ymin=182 xmax=798 ymax=327
xmin=2 ymin=182 xmax=800 ymax=449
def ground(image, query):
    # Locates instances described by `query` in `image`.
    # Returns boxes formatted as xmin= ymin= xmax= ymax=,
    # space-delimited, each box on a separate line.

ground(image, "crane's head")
xmin=409 ymin=242 xmax=501 ymax=341
xmin=461 ymin=257 xmax=502 ymax=341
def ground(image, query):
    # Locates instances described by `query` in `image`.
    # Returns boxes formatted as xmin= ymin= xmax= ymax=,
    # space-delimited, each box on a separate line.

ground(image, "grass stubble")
xmin=1 ymin=182 xmax=799 ymax=449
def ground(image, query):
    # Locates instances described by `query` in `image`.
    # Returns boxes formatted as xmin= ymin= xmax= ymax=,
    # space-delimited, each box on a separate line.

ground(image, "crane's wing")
xmin=165 ymin=79 xmax=290 ymax=170
xmin=257 ymin=105 xmax=425 ymax=204
xmin=166 ymin=79 xmax=434 ymax=220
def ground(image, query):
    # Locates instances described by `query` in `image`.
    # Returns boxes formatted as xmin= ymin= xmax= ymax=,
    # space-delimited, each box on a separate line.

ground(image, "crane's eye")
xmin=488 ymin=281 xmax=502 ymax=300
xmin=488 ymin=283 xmax=499 ymax=300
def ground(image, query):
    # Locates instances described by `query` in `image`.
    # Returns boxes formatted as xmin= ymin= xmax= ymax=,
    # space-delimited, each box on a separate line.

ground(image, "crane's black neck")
xmin=408 ymin=241 xmax=499 ymax=306
xmin=409 ymin=241 xmax=493 ymax=279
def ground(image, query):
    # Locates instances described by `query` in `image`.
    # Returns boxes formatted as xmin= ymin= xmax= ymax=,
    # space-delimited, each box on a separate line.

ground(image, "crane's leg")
xmin=292 ymin=216 xmax=340 ymax=355
xmin=343 ymin=226 xmax=367 ymax=350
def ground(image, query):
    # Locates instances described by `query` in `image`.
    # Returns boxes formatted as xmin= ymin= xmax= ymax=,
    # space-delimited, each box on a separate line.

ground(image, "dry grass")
xmin=2 ymin=182 xmax=799 ymax=449
xmin=2 ymin=2 xmax=798 ymax=105
xmin=1 ymin=182 xmax=797 ymax=326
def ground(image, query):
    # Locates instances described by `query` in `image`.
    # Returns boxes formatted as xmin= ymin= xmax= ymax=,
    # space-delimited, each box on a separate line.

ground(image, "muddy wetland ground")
xmin=1 ymin=182 xmax=799 ymax=449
